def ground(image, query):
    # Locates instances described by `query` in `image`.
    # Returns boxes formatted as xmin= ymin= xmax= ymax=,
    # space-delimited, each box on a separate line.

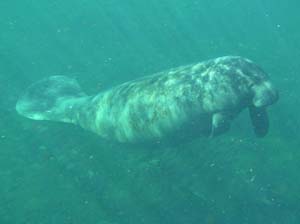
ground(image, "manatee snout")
xmin=252 ymin=81 xmax=279 ymax=108
xmin=249 ymin=81 xmax=278 ymax=137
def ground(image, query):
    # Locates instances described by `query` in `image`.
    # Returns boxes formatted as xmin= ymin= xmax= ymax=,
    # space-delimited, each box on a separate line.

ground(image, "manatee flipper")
xmin=16 ymin=76 xmax=87 ymax=123
xmin=248 ymin=106 xmax=269 ymax=137
xmin=210 ymin=112 xmax=231 ymax=137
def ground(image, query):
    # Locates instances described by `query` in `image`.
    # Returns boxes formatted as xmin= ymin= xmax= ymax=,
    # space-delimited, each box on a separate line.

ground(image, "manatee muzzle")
xmin=249 ymin=81 xmax=279 ymax=137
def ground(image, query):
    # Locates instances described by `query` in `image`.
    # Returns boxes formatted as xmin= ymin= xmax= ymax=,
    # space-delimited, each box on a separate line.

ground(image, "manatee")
xmin=16 ymin=56 xmax=278 ymax=143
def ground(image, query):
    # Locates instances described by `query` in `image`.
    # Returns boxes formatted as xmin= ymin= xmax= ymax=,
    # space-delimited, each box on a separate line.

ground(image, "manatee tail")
xmin=16 ymin=76 xmax=88 ymax=123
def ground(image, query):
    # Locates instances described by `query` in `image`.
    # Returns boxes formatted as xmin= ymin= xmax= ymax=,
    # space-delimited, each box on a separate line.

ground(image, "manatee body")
xmin=16 ymin=56 xmax=278 ymax=143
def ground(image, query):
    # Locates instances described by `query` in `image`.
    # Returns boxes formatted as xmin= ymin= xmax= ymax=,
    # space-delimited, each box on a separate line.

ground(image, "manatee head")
xmin=218 ymin=56 xmax=279 ymax=108
xmin=246 ymin=61 xmax=278 ymax=137
xmin=221 ymin=56 xmax=279 ymax=137
xmin=251 ymin=80 xmax=278 ymax=108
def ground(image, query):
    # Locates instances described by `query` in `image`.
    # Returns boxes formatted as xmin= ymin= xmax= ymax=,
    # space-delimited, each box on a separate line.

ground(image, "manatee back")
xmin=16 ymin=76 xmax=86 ymax=122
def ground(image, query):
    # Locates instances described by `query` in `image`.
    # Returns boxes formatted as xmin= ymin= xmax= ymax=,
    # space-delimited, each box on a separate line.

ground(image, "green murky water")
xmin=0 ymin=0 xmax=299 ymax=223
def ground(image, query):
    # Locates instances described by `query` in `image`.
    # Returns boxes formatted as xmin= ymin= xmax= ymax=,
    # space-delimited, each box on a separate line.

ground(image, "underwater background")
xmin=0 ymin=0 xmax=299 ymax=223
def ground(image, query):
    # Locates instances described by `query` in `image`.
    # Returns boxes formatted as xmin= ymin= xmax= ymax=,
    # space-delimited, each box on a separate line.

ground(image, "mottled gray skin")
xmin=16 ymin=56 xmax=278 ymax=143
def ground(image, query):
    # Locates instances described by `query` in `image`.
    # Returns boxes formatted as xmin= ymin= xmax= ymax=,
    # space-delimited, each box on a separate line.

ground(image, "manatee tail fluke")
xmin=16 ymin=76 xmax=87 ymax=123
